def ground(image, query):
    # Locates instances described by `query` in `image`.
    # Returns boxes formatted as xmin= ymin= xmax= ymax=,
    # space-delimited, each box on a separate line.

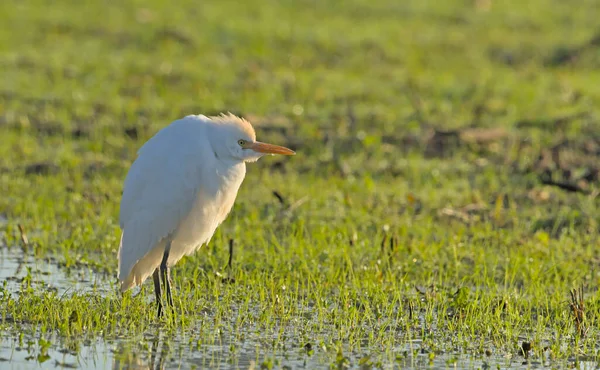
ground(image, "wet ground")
xmin=0 ymin=247 xmax=113 ymax=297
xmin=0 ymin=245 xmax=598 ymax=369
xmin=5 ymin=331 xmax=590 ymax=370
xmin=2 ymin=335 xmax=598 ymax=369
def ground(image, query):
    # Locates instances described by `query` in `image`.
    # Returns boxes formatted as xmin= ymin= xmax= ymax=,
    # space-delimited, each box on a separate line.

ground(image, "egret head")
xmin=209 ymin=113 xmax=295 ymax=162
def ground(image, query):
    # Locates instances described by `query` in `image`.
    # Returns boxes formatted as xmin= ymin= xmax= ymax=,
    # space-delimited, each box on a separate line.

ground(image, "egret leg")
xmin=167 ymin=267 xmax=174 ymax=305
xmin=228 ymin=238 xmax=234 ymax=270
xmin=152 ymin=268 xmax=163 ymax=318
xmin=160 ymin=240 xmax=174 ymax=310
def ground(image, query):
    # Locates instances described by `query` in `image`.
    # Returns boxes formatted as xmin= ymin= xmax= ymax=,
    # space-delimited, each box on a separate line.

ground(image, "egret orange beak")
xmin=250 ymin=141 xmax=296 ymax=156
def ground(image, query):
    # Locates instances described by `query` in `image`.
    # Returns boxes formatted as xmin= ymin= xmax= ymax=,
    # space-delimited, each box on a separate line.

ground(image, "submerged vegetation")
xmin=1 ymin=0 xmax=600 ymax=368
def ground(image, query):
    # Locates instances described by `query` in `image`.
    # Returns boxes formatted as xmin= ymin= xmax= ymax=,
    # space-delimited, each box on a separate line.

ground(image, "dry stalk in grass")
xmin=379 ymin=234 xmax=388 ymax=257
xmin=17 ymin=224 xmax=29 ymax=247
xmin=272 ymin=190 xmax=287 ymax=205
xmin=378 ymin=233 xmax=398 ymax=265
xmin=569 ymin=286 xmax=587 ymax=338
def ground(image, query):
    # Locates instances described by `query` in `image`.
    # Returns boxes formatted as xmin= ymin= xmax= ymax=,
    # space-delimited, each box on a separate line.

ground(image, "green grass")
xmin=1 ymin=0 xmax=600 ymax=367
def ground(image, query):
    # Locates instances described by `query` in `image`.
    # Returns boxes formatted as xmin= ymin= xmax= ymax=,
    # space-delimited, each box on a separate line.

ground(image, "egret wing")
xmin=118 ymin=116 xmax=212 ymax=282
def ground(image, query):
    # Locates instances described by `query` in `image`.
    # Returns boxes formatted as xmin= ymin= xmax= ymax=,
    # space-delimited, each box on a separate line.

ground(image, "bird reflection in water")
xmin=112 ymin=330 xmax=170 ymax=370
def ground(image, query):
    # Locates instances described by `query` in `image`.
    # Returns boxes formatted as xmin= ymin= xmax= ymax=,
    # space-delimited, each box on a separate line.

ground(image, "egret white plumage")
xmin=117 ymin=113 xmax=295 ymax=317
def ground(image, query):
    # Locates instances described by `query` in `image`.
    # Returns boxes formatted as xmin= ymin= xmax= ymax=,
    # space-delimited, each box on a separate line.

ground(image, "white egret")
xmin=117 ymin=113 xmax=295 ymax=317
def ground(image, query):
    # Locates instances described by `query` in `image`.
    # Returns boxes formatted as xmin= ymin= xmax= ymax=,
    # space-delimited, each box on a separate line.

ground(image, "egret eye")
xmin=238 ymin=140 xmax=246 ymax=147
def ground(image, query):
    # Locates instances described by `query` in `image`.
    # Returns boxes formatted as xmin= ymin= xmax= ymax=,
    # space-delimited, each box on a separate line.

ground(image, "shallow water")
xmin=0 ymin=245 xmax=597 ymax=369
xmin=0 ymin=246 xmax=113 ymax=296
xmin=2 ymin=328 xmax=597 ymax=370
